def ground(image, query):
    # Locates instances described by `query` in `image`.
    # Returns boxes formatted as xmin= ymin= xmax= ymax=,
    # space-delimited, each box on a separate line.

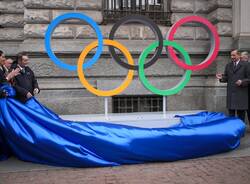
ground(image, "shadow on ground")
xmin=0 ymin=130 xmax=249 ymax=174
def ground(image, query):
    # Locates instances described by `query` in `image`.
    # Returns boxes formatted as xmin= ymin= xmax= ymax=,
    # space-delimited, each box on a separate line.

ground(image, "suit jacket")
xmin=0 ymin=89 xmax=5 ymax=98
xmin=0 ymin=66 xmax=7 ymax=98
xmin=220 ymin=61 xmax=250 ymax=110
xmin=0 ymin=66 xmax=7 ymax=83
xmin=14 ymin=66 xmax=39 ymax=103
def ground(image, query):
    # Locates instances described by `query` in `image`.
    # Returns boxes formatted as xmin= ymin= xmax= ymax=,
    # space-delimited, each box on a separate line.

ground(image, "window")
xmin=102 ymin=0 xmax=171 ymax=25
xmin=112 ymin=95 xmax=165 ymax=113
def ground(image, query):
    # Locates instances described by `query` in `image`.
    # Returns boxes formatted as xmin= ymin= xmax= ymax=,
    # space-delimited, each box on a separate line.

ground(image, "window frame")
xmin=112 ymin=95 xmax=166 ymax=113
xmin=102 ymin=0 xmax=172 ymax=26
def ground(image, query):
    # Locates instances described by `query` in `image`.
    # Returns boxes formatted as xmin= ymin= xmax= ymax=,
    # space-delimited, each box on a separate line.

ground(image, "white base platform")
xmin=60 ymin=110 xmax=204 ymax=128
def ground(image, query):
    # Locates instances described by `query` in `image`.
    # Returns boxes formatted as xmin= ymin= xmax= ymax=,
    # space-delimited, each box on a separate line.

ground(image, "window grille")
xmin=102 ymin=0 xmax=171 ymax=25
xmin=112 ymin=95 xmax=165 ymax=113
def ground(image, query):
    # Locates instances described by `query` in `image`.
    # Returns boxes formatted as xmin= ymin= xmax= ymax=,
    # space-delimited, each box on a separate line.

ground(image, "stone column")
xmin=233 ymin=0 xmax=250 ymax=50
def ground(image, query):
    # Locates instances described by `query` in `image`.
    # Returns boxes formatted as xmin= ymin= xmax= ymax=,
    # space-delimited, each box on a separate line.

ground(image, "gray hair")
xmin=241 ymin=51 xmax=249 ymax=57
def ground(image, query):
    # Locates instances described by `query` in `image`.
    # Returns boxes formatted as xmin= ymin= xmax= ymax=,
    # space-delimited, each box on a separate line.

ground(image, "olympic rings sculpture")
xmin=45 ymin=13 xmax=220 ymax=96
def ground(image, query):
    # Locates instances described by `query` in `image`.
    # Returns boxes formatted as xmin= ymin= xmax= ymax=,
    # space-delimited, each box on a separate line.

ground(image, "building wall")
xmin=0 ymin=0 xmax=235 ymax=114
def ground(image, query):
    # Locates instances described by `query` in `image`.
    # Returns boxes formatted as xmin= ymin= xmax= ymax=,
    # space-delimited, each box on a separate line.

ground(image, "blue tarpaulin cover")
xmin=0 ymin=84 xmax=246 ymax=167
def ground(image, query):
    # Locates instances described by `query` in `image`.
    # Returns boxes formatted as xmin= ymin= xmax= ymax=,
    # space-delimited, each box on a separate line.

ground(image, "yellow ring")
xmin=77 ymin=39 xmax=134 ymax=96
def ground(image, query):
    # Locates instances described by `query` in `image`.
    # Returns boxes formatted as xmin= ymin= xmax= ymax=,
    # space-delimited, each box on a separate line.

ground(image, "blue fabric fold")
xmin=0 ymin=85 xmax=246 ymax=167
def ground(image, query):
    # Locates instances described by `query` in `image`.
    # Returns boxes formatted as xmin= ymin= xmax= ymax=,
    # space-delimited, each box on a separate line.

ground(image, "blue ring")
xmin=45 ymin=13 xmax=103 ymax=71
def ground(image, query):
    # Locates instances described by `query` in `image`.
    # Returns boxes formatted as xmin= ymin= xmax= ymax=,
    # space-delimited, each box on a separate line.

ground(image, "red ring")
xmin=167 ymin=16 xmax=220 ymax=71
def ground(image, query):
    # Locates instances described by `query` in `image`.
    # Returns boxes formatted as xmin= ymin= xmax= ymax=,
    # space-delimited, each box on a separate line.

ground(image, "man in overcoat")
xmin=216 ymin=50 xmax=250 ymax=122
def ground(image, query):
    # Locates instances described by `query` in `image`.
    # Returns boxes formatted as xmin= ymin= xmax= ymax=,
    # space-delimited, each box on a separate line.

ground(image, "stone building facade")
xmin=0 ymin=0 xmax=249 ymax=115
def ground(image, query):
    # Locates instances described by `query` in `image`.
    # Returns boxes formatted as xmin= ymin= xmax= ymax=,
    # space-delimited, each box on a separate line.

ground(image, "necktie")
xmin=233 ymin=62 xmax=237 ymax=70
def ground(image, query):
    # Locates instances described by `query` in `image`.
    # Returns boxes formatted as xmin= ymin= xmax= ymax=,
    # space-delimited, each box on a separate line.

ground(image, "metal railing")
xmin=112 ymin=95 xmax=164 ymax=113
xmin=102 ymin=0 xmax=171 ymax=25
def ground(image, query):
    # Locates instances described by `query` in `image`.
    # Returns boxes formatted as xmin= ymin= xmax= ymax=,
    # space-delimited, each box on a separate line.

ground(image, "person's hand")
xmin=3 ymin=90 xmax=8 ymax=97
xmin=26 ymin=92 xmax=33 ymax=99
xmin=33 ymin=88 xmax=39 ymax=95
xmin=6 ymin=68 xmax=20 ymax=81
xmin=236 ymin=80 xmax=242 ymax=86
xmin=216 ymin=73 xmax=222 ymax=79
xmin=13 ymin=68 xmax=20 ymax=76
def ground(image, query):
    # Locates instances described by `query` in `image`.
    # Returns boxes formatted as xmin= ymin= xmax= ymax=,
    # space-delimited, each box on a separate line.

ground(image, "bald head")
xmin=4 ymin=58 xmax=13 ymax=70
xmin=241 ymin=51 xmax=249 ymax=62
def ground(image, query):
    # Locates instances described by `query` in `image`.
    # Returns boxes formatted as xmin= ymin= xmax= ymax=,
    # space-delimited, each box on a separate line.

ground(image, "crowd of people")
xmin=1 ymin=49 xmax=250 ymax=125
xmin=0 ymin=50 xmax=39 ymax=103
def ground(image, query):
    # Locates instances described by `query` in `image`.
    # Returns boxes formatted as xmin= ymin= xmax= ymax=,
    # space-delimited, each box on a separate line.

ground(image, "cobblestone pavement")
xmin=0 ymin=156 xmax=250 ymax=184
xmin=0 ymin=131 xmax=250 ymax=184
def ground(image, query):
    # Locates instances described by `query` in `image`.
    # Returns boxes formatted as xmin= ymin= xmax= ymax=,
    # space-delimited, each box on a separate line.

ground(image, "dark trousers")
xmin=229 ymin=109 xmax=246 ymax=122
xmin=247 ymin=109 xmax=250 ymax=124
xmin=247 ymin=86 xmax=250 ymax=125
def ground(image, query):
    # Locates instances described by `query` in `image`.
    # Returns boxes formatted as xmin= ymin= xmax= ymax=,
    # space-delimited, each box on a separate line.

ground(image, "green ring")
xmin=138 ymin=40 xmax=192 ymax=96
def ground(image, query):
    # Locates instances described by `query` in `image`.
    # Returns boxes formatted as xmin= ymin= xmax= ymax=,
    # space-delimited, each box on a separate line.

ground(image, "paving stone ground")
xmin=0 ymin=156 xmax=250 ymax=184
xmin=0 ymin=131 xmax=250 ymax=184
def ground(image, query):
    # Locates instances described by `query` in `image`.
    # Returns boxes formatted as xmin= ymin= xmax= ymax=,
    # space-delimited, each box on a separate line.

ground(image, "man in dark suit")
xmin=0 ymin=50 xmax=6 ymax=98
xmin=14 ymin=53 xmax=40 ymax=103
xmin=241 ymin=51 xmax=250 ymax=125
xmin=216 ymin=50 xmax=250 ymax=122
xmin=0 ymin=50 xmax=20 ymax=98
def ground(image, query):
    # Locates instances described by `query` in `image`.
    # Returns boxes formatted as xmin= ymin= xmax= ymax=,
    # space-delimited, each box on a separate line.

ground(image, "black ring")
xmin=109 ymin=15 xmax=163 ymax=70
